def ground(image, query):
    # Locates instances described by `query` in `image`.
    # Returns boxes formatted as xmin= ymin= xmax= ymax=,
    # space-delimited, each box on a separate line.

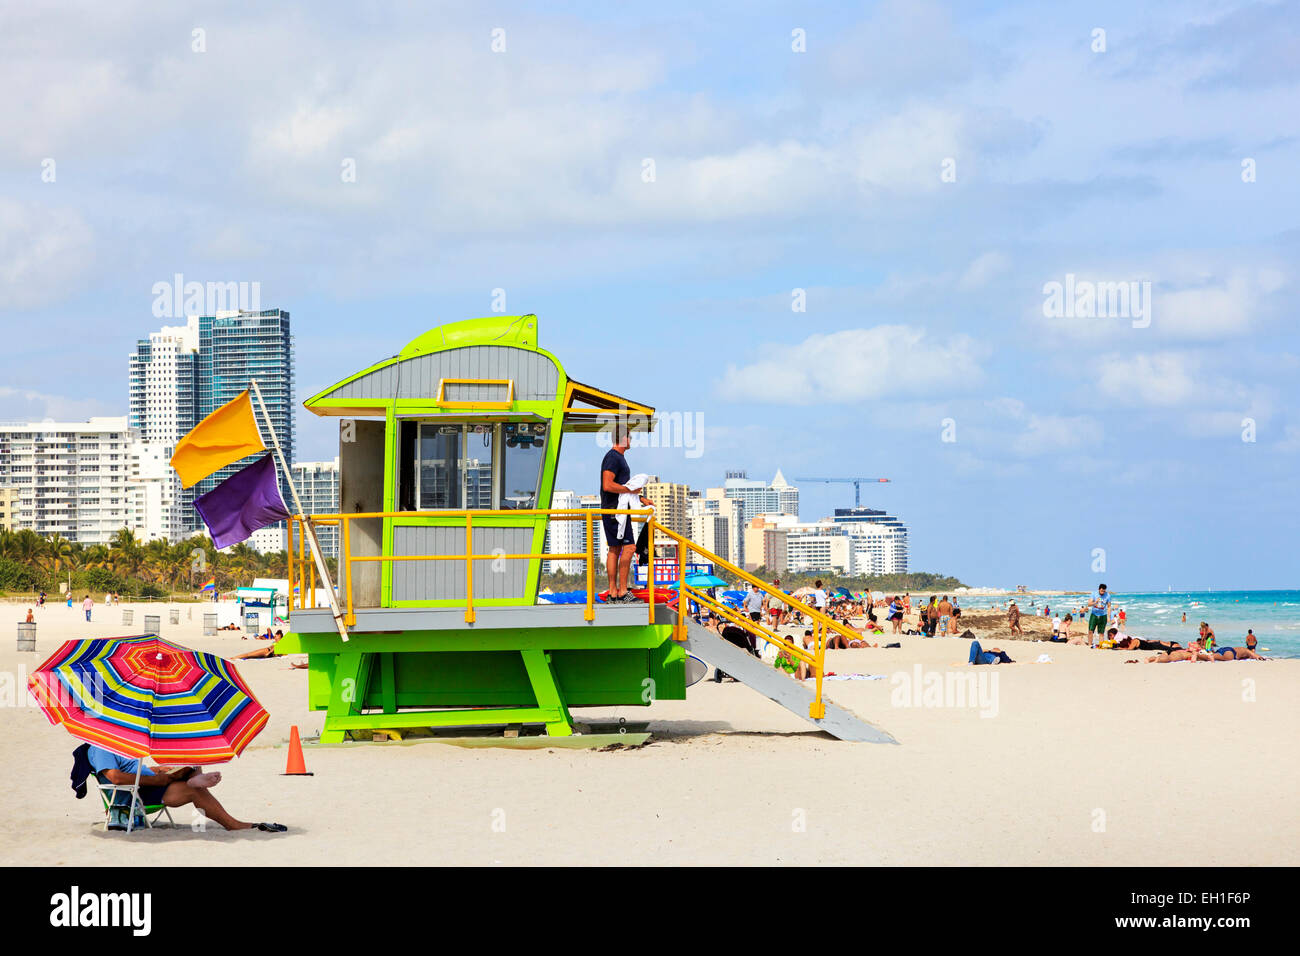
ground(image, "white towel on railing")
xmin=616 ymin=473 xmax=651 ymax=538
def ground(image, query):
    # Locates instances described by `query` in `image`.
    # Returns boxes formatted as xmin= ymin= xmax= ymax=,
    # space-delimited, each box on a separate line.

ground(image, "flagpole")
xmin=249 ymin=380 xmax=350 ymax=643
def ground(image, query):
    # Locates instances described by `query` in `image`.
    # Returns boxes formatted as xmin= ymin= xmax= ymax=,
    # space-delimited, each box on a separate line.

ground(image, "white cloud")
xmin=0 ymin=386 xmax=111 ymax=421
xmin=983 ymin=396 xmax=1103 ymax=457
xmin=1097 ymin=352 xmax=1200 ymax=407
xmin=716 ymin=325 xmax=986 ymax=405
xmin=959 ymin=251 xmax=1010 ymax=290
xmin=0 ymin=199 xmax=95 ymax=308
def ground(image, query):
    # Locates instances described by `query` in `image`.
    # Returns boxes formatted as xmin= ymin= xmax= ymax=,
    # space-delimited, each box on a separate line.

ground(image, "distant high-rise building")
xmin=129 ymin=310 xmax=294 ymax=540
xmin=700 ymin=489 xmax=745 ymax=569
xmin=292 ymin=459 xmax=341 ymax=557
xmin=721 ymin=469 xmax=798 ymax=520
xmin=542 ymin=489 xmax=585 ymax=575
xmin=577 ymin=493 xmax=608 ymax=565
xmin=643 ymin=478 xmax=691 ymax=537
xmin=0 ymin=485 xmax=19 ymax=531
xmin=831 ymin=508 xmax=908 ymax=574
xmin=0 ymin=418 xmax=143 ymax=544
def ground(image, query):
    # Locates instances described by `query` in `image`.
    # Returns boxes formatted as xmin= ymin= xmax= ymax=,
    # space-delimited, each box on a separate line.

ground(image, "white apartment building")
xmin=542 ymin=489 xmax=586 ymax=575
xmin=720 ymin=469 xmax=799 ymax=520
xmin=128 ymin=440 xmax=185 ymax=542
xmin=698 ymin=490 xmax=745 ymax=568
xmin=0 ymin=418 xmax=143 ymax=544
xmin=250 ymin=525 xmax=287 ymax=554
xmin=786 ymin=527 xmax=857 ymax=576
xmin=577 ymin=493 xmax=609 ymax=567
xmin=830 ymin=508 xmax=909 ymax=574
xmin=292 ymin=459 xmax=341 ymax=558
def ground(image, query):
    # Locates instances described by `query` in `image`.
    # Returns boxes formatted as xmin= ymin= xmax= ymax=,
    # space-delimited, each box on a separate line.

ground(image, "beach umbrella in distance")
xmin=835 ymin=587 xmax=852 ymax=597
xmin=663 ymin=573 xmax=729 ymax=590
xmin=27 ymin=634 xmax=268 ymax=765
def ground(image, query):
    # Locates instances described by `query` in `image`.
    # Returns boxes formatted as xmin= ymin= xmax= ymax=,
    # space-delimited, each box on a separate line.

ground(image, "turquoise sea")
xmin=1014 ymin=590 xmax=1300 ymax=659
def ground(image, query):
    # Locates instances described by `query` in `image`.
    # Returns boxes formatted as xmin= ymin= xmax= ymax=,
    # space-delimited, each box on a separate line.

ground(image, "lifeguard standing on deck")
xmin=600 ymin=428 xmax=647 ymax=602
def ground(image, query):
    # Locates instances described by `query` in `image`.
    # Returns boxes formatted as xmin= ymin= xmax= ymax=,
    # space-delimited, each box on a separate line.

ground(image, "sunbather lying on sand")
xmin=1142 ymin=640 xmax=1214 ymax=663
xmin=234 ymin=629 xmax=283 ymax=660
xmin=1115 ymin=636 xmax=1183 ymax=652
xmin=825 ymin=619 xmax=879 ymax=648
xmin=1213 ymin=640 xmax=1267 ymax=660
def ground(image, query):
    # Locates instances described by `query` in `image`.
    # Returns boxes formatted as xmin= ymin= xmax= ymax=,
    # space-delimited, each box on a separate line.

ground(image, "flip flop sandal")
xmin=255 ymin=822 xmax=287 ymax=832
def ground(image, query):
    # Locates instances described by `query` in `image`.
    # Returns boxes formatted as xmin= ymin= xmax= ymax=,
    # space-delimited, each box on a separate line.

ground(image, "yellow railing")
xmin=287 ymin=511 xmax=855 ymax=719
xmin=287 ymin=508 xmax=655 ymax=626
xmin=649 ymin=521 xmax=877 ymax=719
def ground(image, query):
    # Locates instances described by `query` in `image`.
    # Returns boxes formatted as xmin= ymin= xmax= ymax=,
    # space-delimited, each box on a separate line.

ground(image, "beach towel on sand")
xmin=823 ymin=674 xmax=887 ymax=681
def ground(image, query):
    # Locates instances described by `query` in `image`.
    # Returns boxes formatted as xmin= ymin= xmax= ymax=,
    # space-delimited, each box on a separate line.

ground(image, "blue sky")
xmin=1 ymin=0 xmax=1297 ymax=589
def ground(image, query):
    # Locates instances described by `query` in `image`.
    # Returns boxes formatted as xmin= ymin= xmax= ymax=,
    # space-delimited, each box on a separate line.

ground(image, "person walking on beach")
xmin=599 ymin=429 xmax=646 ymax=602
xmin=811 ymin=580 xmax=828 ymax=615
xmin=1087 ymin=583 xmax=1111 ymax=646
xmin=767 ymin=580 xmax=786 ymax=628
xmin=1007 ymin=601 xmax=1022 ymax=637
xmin=936 ymin=594 xmax=953 ymax=636
xmin=82 ymin=594 xmax=93 ymax=622
xmin=744 ymin=584 xmax=764 ymax=624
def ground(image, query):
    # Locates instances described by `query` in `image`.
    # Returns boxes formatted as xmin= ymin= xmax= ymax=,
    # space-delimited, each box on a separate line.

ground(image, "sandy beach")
xmin=2 ymin=599 xmax=1296 ymax=867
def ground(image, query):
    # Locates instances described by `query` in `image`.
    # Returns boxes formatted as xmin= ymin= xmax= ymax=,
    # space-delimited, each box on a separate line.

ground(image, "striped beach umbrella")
xmin=27 ymin=635 xmax=268 ymax=764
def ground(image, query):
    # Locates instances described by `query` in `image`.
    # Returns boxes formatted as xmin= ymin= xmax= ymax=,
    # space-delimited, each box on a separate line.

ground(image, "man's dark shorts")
xmin=601 ymin=514 xmax=636 ymax=548
xmin=1088 ymin=613 xmax=1108 ymax=634
xmin=139 ymin=785 xmax=169 ymax=805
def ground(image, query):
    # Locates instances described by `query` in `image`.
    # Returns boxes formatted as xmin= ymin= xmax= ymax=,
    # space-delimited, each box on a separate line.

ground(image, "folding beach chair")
xmin=93 ymin=772 xmax=175 ymax=833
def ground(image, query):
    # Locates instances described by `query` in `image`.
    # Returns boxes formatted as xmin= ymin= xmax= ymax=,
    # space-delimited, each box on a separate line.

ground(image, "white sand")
xmin=1 ymin=599 xmax=1296 ymax=866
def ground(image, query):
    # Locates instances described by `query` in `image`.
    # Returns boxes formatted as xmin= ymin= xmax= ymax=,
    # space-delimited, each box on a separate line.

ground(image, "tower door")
xmin=340 ymin=418 xmax=385 ymax=609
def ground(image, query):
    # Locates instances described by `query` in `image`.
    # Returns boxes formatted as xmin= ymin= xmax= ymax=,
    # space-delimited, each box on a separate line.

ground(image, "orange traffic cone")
xmin=283 ymin=725 xmax=314 ymax=776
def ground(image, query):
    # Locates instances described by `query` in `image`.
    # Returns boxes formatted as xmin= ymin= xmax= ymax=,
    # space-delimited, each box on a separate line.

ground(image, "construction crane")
xmin=795 ymin=477 xmax=890 ymax=507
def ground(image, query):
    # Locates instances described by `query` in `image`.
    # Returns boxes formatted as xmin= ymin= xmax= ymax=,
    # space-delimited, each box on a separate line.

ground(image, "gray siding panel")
xmin=392 ymin=526 xmax=532 ymax=601
xmin=327 ymin=347 xmax=559 ymax=403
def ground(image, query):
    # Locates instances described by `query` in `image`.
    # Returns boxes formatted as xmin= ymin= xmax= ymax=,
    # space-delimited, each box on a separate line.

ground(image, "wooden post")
xmin=250 ymin=379 xmax=349 ymax=643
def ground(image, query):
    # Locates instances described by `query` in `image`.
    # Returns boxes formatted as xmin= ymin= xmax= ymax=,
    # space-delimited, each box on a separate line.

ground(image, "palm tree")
xmin=109 ymin=528 xmax=143 ymax=578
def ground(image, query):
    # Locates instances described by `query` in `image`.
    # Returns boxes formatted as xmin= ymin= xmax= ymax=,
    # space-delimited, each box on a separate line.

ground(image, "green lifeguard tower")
xmin=279 ymin=315 xmax=893 ymax=744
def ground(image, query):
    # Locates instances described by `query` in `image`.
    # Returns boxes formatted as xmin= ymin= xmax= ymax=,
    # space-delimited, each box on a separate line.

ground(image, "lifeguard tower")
xmin=279 ymin=315 xmax=892 ymax=744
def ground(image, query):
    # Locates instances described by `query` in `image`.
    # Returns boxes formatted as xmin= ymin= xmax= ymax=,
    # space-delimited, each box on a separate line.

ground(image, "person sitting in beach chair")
xmin=82 ymin=745 xmax=286 ymax=832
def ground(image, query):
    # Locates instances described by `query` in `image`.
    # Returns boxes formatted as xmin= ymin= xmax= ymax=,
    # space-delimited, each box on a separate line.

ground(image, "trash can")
xmin=169 ymin=608 xmax=180 ymax=625
xmin=122 ymin=609 xmax=134 ymax=626
xmin=17 ymin=622 xmax=36 ymax=652
xmin=203 ymin=613 xmax=217 ymax=636
xmin=144 ymin=614 xmax=161 ymax=636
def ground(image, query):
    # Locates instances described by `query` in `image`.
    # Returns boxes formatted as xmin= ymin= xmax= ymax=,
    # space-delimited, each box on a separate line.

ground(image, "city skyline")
xmin=2 ymin=2 xmax=1296 ymax=590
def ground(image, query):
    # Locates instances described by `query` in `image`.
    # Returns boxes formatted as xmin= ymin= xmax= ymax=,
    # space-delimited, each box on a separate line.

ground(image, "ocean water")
xmin=1014 ymin=590 xmax=1300 ymax=659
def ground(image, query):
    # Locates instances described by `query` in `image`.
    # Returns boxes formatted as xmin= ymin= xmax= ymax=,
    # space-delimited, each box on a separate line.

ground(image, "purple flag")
xmin=193 ymin=453 xmax=291 ymax=549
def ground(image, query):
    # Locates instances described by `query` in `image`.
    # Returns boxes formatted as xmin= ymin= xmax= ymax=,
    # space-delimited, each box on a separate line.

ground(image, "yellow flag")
xmin=170 ymin=390 xmax=266 ymax=488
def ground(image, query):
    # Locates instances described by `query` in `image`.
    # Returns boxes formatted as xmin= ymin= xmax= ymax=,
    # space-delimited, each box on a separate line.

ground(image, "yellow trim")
xmin=562 ymin=379 xmax=655 ymax=416
xmin=436 ymin=378 xmax=514 ymax=409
